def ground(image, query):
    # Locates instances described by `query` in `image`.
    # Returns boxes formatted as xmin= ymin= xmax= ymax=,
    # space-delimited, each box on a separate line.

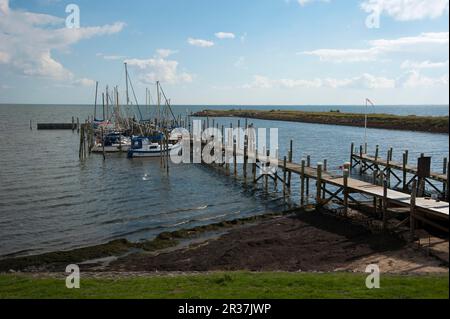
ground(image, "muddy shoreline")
xmin=108 ymin=210 xmax=447 ymax=274
xmin=192 ymin=110 xmax=449 ymax=134
xmin=2 ymin=208 xmax=447 ymax=274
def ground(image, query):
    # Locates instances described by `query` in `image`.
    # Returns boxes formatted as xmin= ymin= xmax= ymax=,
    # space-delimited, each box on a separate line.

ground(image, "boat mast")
xmin=125 ymin=62 xmax=130 ymax=106
xmin=106 ymin=85 xmax=109 ymax=122
xmin=94 ymin=81 xmax=98 ymax=120
xmin=157 ymin=81 xmax=161 ymax=128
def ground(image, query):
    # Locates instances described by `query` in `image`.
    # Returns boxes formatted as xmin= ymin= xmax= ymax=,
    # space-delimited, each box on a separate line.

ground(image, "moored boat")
xmin=127 ymin=135 xmax=181 ymax=158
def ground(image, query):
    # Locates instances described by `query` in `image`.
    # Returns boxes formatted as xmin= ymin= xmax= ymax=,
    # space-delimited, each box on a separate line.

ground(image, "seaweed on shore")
xmin=0 ymin=210 xmax=295 ymax=272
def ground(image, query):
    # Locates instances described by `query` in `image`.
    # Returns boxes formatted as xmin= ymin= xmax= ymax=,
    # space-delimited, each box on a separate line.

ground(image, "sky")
xmin=0 ymin=0 xmax=449 ymax=105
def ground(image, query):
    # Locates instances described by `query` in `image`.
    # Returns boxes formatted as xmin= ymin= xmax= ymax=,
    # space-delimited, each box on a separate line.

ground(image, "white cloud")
xmin=215 ymin=32 xmax=235 ymax=39
xmin=361 ymin=0 xmax=449 ymax=21
xmin=73 ymin=78 xmax=96 ymax=87
xmin=0 ymin=51 xmax=10 ymax=63
xmin=302 ymin=48 xmax=379 ymax=62
xmin=243 ymin=73 xmax=396 ymax=89
xmin=301 ymin=32 xmax=449 ymax=62
xmin=96 ymin=53 xmax=126 ymax=61
xmin=401 ymin=70 xmax=449 ymax=88
xmin=125 ymin=52 xmax=193 ymax=85
xmin=156 ymin=49 xmax=177 ymax=58
xmin=187 ymin=37 xmax=215 ymax=47
xmin=297 ymin=0 xmax=330 ymax=6
xmin=0 ymin=0 xmax=125 ymax=81
xmin=401 ymin=60 xmax=449 ymax=69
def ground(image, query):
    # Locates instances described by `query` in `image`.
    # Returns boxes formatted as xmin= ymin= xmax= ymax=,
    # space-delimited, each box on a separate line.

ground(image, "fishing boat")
xmin=127 ymin=134 xmax=181 ymax=158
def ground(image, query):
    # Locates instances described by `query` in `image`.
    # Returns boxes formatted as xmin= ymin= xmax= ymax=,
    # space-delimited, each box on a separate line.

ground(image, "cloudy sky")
xmin=0 ymin=0 xmax=449 ymax=105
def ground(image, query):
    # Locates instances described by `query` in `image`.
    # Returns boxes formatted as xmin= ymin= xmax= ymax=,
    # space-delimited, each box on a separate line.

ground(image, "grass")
xmin=193 ymin=109 xmax=449 ymax=133
xmin=0 ymin=272 xmax=448 ymax=299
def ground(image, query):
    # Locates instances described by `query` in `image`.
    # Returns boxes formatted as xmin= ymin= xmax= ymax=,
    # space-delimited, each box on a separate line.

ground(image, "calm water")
xmin=0 ymin=104 xmax=448 ymax=258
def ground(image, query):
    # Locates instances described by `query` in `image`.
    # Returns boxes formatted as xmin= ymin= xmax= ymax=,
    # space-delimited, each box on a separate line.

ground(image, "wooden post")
xmin=322 ymin=159 xmax=327 ymax=199
xmin=166 ymin=137 xmax=170 ymax=174
xmin=287 ymin=140 xmax=293 ymax=192
xmin=359 ymin=145 xmax=363 ymax=175
xmin=389 ymin=147 xmax=393 ymax=161
xmin=306 ymin=155 xmax=311 ymax=197
xmin=30 ymin=120 xmax=32 ymax=130
xmin=443 ymin=157 xmax=447 ymax=198
xmin=316 ymin=162 xmax=322 ymax=205
xmin=402 ymin=152 xmax=407 ymax=190
xmin=410 ymin=180 xmax=417 ymax=242
xmin=386 ymin=149 xmax=391 ymax=187
xmin=373 ymin=170 xmax=378 ymax=215
xmin=350 ymin=142 xmax=354 ymax=168
xmin=375 ymin=145 xmax=379 ymax=161
xmin=72 ymin=116 xmax=75 ymax=132
xmin=446 ymin=161 xmax=450 ymax=201
xmin=77 ymin=118 xmax=80 ymax=134
xmin=243 ymin=135 xmax=248 ymax=180
xmin=79 ymin=124 xmax=83 ymax=159
xmin=101 ymin=127 xmax=105 ymax=161
xmin=265 ymin=150 xmax=270 ymax=192
xmin=233 ymin=141 xmax=237 ymax=177
xmin=283 ymin=156 xmax=287 ymax=198
xmin=382 ymin=179 xmax=388 ymax=231
xmin=343 ymin=168 xmax=349 ymax=216
xmin=301 ymin=159 xmax=306 ymax=205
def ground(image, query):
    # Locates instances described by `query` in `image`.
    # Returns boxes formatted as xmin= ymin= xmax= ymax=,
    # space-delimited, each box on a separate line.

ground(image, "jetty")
xmin=193 ymin=109 xmax=450 ymax=134
xmin=36 ymin=117 xmax=80 ymax=131
xmin=188 ymin=120 xmax=449 ymax=243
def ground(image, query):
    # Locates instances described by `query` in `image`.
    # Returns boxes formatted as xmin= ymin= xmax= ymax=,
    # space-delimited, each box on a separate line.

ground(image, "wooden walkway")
xmin=226 ymin=147 xmax=450 ymax=221
xmin=353 ymin=153 xmax=448 ymax=183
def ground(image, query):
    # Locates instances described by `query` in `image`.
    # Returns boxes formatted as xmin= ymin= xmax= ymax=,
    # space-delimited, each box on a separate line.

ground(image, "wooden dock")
xmin=195 ymin=134 xmax=449 ymax=241
xmin=350 ymin=144 xmax=449 ymax=200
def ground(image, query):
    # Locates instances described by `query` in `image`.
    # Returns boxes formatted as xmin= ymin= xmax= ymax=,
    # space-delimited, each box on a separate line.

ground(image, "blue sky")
xmin=0 ymin=0 xmax=449 ymax=105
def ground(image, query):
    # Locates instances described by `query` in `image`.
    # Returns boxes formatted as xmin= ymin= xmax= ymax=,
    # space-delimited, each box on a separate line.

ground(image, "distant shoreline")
xmin=193 ymin=109 xmax=450 ymax=134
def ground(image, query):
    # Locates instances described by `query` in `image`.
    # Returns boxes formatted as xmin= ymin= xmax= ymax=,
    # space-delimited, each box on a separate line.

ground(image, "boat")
xmin=127 ymin=134 xmax=182 ymax=158
xmin=92 ymin=132 xmax=131 ymax=153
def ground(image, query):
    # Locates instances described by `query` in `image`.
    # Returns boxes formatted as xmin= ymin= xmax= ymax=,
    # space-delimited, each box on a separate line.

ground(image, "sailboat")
xmin=125 ymin=66 xmax=182 ymax=158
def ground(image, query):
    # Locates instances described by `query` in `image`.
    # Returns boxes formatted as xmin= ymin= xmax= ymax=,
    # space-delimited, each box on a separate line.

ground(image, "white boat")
xmin=127 ymin=136 xmax=181 ymax=158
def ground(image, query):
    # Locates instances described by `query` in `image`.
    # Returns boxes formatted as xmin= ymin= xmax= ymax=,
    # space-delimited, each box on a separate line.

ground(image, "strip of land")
xmin=0 ymin=272 xmax=448 ymax=299
xmin=192 ymin=110 xmax=449 ymax=134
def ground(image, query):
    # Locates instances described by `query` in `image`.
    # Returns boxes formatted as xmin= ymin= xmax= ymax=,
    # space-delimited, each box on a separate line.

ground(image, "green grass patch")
xmin=0 ymin=272 xmax=448 ymax=299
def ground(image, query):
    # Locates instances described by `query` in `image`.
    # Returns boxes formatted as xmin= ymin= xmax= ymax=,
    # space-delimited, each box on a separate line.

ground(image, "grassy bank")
xmin=0 ymin=272 xmax=448 ymax=299
xmin=193 ymin=110 xmax=449 ymax=134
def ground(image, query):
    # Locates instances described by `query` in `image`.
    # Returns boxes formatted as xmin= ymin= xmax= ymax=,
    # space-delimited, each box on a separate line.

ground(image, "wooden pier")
xmin=350 ymin=143 xmax=449 ymax=200
xmin=195 ymin=133 xmax=449 ymax=242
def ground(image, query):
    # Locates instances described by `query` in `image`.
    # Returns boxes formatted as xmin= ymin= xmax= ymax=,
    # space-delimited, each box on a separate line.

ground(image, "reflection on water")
xmin=0 ymin=105 xmax=448 ymax=258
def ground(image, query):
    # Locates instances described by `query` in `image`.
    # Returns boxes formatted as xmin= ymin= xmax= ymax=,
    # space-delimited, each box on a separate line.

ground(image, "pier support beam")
xmin=316 ymin=162 xmax=323 ymax=206
xmin=382 ymin=180 xmax=388 ymax=231
xmin=343 ymin=168 xmax=349 ymax=216
xmin=300 ymin=159 xmax=306 ymax=206
xmin=410 ymin=180 xmax=418 ymax=242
